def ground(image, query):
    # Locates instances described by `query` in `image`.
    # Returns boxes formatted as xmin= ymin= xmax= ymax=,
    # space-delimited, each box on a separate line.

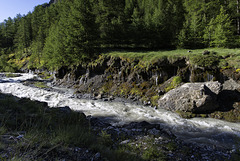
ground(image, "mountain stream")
xmin=0 ymin=73 xmax=240 ymax=150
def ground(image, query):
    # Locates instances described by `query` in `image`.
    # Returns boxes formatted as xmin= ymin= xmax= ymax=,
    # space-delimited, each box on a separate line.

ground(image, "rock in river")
xmin=158 ymin=81 xmax=222 ymax=113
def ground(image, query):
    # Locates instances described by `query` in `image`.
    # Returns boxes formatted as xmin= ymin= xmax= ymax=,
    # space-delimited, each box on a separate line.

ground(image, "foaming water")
xmin=0 ymin=73 xmax=240 ymax=149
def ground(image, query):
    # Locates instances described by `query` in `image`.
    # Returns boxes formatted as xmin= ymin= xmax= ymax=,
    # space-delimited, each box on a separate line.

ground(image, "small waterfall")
xmin=159 ymin=72 xmax=162 ymax=80
xmin=207 ymin=73 xmax=214 ymax=81
xmin=137 ymin=74 xmax=140 ymax=81
xmin=156 ymin=76 xmax=158 ymax=86
xmin=67 ymin=73 xmax=71 ymax=82
xmin=28 ymin=70 xmax=34 ymax=74
xmin=79 ymin=76 xmax=84 ymax=85
xmin=118 ymin=71 xmax=122 ymax=80
xmin=53 ymin=75 xmax=57 ymax=82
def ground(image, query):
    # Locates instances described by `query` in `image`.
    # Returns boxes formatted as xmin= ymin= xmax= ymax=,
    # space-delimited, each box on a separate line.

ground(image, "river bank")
xmin=46 ymin=50 xmax=240 ymax=123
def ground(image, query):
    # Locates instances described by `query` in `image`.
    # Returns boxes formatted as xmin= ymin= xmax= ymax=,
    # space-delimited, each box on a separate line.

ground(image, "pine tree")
xmin=204 ymin=6 xmax=233 ymax=47
xmin=31 ymin=5 xmax=46 ymax=41
xmin=29 ymin=27 xmax=46 ymax=68
xmin=43 ymin=24 xmax=65 ymax=69
xmin=212 ymin=6 xmax=233 ymax=47
xmin=2 ymin=17 xmax=16 ymax=49
xmin=62 ymin=0 xmax=99 ymax=61
xmin=14 ymin=15 xmax=32 ymax=54
xmin=94 ymin=0 xmax=125 ymax=46
xmin=0 ymin=25 xmax=3 ymax=48
xmin=180 ymin=0 xmax=208 ymax=48
xmin=43 ymin=0 xmax=99 ymax=69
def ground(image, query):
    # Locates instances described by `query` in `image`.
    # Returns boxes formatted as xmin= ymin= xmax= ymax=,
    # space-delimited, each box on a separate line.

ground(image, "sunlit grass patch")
xmin=106 ymin=48 xmax=240 ymax=68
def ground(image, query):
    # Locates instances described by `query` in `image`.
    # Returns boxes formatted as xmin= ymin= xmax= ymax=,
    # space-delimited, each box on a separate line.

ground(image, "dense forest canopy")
xmin=0 ymin=0 xmax=240 ymax=70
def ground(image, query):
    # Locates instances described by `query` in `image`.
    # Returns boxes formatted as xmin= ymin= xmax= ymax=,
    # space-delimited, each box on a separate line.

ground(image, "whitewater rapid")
xmin=0 ymin=73 xmax=240 ymax=149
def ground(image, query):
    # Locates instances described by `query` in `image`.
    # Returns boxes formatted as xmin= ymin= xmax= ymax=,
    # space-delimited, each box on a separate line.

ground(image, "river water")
xmin=0 ymin=73 xmax=240 ymax=150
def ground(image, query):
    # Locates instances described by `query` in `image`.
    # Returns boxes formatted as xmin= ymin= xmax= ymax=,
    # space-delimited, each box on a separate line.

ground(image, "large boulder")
xmin=158 ymin=81 xmax=222 ymax=113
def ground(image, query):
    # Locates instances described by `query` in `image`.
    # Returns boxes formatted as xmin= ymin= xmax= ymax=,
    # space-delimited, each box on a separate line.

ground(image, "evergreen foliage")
xmin=0 ymin=0 xmax=240 ymax=70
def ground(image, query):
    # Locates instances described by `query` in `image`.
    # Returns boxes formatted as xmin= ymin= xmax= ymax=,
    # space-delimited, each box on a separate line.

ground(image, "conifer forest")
xmin=0 ymin=0 xmax=240 ymax=70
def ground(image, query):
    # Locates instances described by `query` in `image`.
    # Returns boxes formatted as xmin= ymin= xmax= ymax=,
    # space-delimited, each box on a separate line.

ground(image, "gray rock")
xmin=222 ymin=78 xmax=240 ymax=91
xmin=158 ymin=81 xmax=222 ymax=113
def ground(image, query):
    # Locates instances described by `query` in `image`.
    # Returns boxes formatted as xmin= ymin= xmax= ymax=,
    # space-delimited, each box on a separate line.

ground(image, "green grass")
xmin=105 ymin=48 xmax=240 ymax=68
xmin=107 ymin=48 xmax=240 ymax=59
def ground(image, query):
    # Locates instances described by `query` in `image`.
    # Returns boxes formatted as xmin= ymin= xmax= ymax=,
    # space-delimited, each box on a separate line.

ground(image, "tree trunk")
xmin=237 ymin=0 xmax=240 ymax=35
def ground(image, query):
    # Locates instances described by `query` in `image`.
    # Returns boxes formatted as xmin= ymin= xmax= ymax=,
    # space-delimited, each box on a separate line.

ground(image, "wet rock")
xmin=158 ymin=81 xmax=222 ymax=113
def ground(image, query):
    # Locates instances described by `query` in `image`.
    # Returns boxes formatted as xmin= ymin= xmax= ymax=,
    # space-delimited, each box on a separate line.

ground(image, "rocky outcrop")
xmin=52 ymin=55 xmax=240 ymax=115
xmin=54 ymin=56 xmax=188 ymax=104
xmin=158 ymin=81 xmax=222 ymax=113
